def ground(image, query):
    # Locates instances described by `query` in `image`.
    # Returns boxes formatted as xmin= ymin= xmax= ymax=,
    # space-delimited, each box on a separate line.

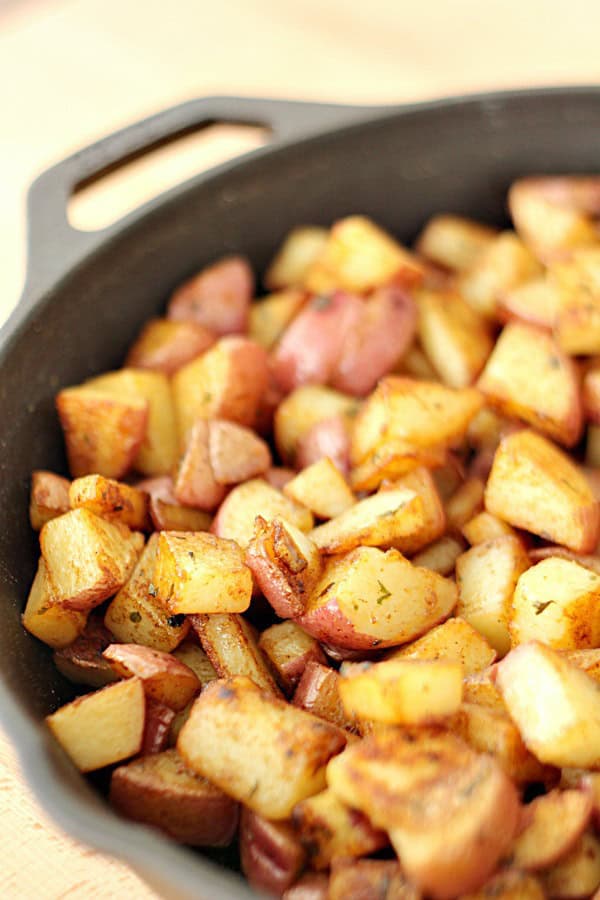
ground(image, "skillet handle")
xmin=23 ymin=95 xmax=378 ymax=298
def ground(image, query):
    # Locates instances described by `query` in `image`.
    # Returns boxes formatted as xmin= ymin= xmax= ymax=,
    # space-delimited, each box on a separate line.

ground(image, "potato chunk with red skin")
xmin=293 ymin=661 xmax=355 ymax=732
xmin=211 ymin=478 xmax=313 ymax=548
xmin=29 ymin=470 xmax=70 ymax=531
xmin=104 ymin=644 xmax=200 ymax=711
xmin=239 ymin=807 xmax=306 ymax=896
xmin=53 ymin=616 xmax=118 ymax=688
xmin=173 ymin=419 xmax=226 ymax=511
xmin=167 ymin=255 xmax=253 ymax=335
xmin=296 ymin=414 xmax=351 ymax=475
xmin=274 ymin=384 xmax=359 ymax=467
xmin=125 ymin=317 xmax=216 ymax=375
xmin=327 ymin=729 xmax=520 ymax=900
xmin=111 ymin=749 xmax=239 ymax=847
xmin=258 ymin=621 xmax=326 ymax=694
xmin=208 ymin=419 xmax=271 ymax=484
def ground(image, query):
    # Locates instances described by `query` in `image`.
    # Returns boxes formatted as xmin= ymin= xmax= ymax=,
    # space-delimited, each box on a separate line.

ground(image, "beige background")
xmin=1 ymin=0 xmax=600 ymax=896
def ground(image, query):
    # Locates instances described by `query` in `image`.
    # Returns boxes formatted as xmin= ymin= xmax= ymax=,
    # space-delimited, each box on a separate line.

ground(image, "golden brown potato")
xmin=69 ymin=474 xmax=151 ymax=531
xmin=53 ymin=616 xmax=118 ymax=688
xmin=258 ymin=621 xmax=326 ymax=694
xmin=510 ymin=557 xmax=600 ymax=650
xmin=387 ymin=616 xmax=496 ymax=674
xmin=246 ymin=516 xmax=322 ymax=619
xmin=328 ymin=858 xmax=421 ymax=900
xmin=125 ymin=317 xmax=216 ymax=375
xmin=191 ymin=613 xmax=281 ymax=696
xmin=303 ymin=215 xmax=424 ymax=294
xmin=485 ymin=429 xmax=600 ymax=554
xmin=104 ymin=533 xmax=190 ymax=652
xmin=171 ymin=641 xmax=217 ymax=688
xmin=462 ymin=510 xmax=516 ymax=545
xmin=265 ymin=226 xmax=329 ymax=290
xmin=339 ymin=658 xmax=463 ymax=726
xmin=88 ymin=368 xmax=178 ymax=477
xmin=249 ymin=288 xmax=307 ymax=349
xmin=172 ymin=336 xmax=269 ymax=444
xmin=460 ymin=868 xmax=545 ymax=900
xmin=477 ymin=321 xmax=582 ymax=446
xmin=398 ymin=340 xmax=439 ymax=380
xmin=561 ymin=648 xmax=600 ymax=682
xmin=274 ymin=384 xmax=359 ymax=466
xmin=167 ymin=254 xmax=253 ymax=335
xmin=411 ymin=535 xmax=465 ymax=576
xmin=327 ymin=729 xmax=520 ymax=899
xmin=56 ymin=385 xmax=148 ymax=479
xmin=177 ymin=676 xmax=346 ymax=820
xmin=154 ymin=531 xmax=252 ymax=615
xmin=104 ymin=643 xmax=200 ymax=711
xmin=497 ymin=641 xmax=600 ymax=768
xmin=498 ymin=275 xmax=562 ymax=330
xmin=46 ymin=676 xmax=146 ymax=772
xmin=298 ymin=546 xmax=457 ymax=651
xmin=445 ymin=477 xmax=485 ymax=534
xmin=417 ymin=288 xmax=493 ymax=388
xmin=284 ymin=458 xmax=355 ymax=520
xmin=173 ymin=419 xmax=226 ymax=511
xmin=540 ymin=831 xmax=600 ymax=899
xmin=416 ymin=213 xmax=497 ymax=272
xmin=211 ymin=478 xmax=313 ymax=548
xmin=111 ymin=748 xmax=238 ymax=846
xmin=381 ymin=466 xmax=447 ymax=554
xmin=22 ymin=558 xmax=87 ymax=649
xmin=149 ymin=496 xmax=212 ymax=533
xmin=293 ymin=661 xmax=355 ymax=732
xmin=456 ymin=535 xmax=530 ymax=657
xmin=510 ymin=789 xmax=592 ymax=872
xmin=457 ymin=230 xmax=542 ymax=318
xmin=41 ymin=508 xmax=143 ymax=611
xmin=239 ymin=807 xmax=306 ymax=896
xmin=462 ymin=667 xmax=507 ymax=711
xmin=29 ymin=470 xmax=70 ymax=531
xmin=552 ymin=248 xmax=600 ymax=355
xmin=208 ymin=419 xmax=271 ymax=484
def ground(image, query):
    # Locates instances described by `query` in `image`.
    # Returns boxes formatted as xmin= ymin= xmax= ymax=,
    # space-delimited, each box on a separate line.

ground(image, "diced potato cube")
xmin=149 ymin=496 xmax=212 ymax=533
xmin=41 ymin=508 xmax=143 ymax=611
xmin=211 ymin=478 xmax=313 ymax=548
xmin=497 ymin=642 xmax=600 ymax=768
xmin=173 ymin=419 xmax=226 ymax=511
xmin=387 ymin=616 xmax=496 ymax=675
xmin=249 ymin=289 xmax=306 ymax=349
xmin=456 ymin=535 xmax=530 ymax=657
xmin=104 ymin=644 xmax=200 ymax=711
xmin=274 ymin=384 xmax=359 ymax=466
xmin=460 ymin=869 xmax=545 ymax=900
xmin=540 ymin=831 xmax=600 ymax=899
xmin=339 ymin=658 xmax=463 ymax=725
xmin=485 ymin=430 xmax=600 ymax=553
xmin=457 ymin=231 xmax=542 ymax=318
xmin=172 ymin=641 xmax=217 ymax=688
xmin=69 ymin=474 xmax=151 ymax=531
xmin=511 ymin=789 xmax=592 ymax=872
xmin=411 ymin=535 xmax=465 ymax=576
xmin=22 ymin=558 xmax=87 ymax=649
xmin=46 ymin=676 xmax=145 ymax=772
xmin=293 ymin=661 xmax=354 ymax=732
xmin=125 ymin=317 xmax=215 ymax=375
xmin=552 ymin=248 xmax=600 ymax=355
xmin=511 ymin=557 xmax=600 ymax=649
xmin=208 ymin=419 xmax=271 ymax=484
xmin=462 ymin=667 xmax=506 ymax=711
xmin=462 ymin=510 xmax=515 ymax=545
xmin=177 ymin=675 xmax=346 ymax=820
xmin=561 ymin=648 xmax=600 ymax=682
xmin=167 ymin=255 xmax=253 ymax=335
xmin=29 ymin=470 xmax=70 ymax=530
xmin=265 ymin=226 xmax=329 ymax=290
xmin=258 ymin=621 xmax=326 ymax=694
xmin=498 ymin=275 xmax=562 ymax=329
xmin=239 ymin=806 xmax=306 ymax=896
xmin=445 ymin=477 xmax=485 ymax=533
xmin=154 ymin=531 xmax=252 ymax=615
xmin=284 ymin=458 xmax=355 ymax=520
xmin=415 ymin=214 xmax=497 ymax=272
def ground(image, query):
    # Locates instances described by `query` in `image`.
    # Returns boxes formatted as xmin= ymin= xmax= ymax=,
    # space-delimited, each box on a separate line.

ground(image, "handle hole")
xmin=68 ymin=123 xmax=270 ymax=231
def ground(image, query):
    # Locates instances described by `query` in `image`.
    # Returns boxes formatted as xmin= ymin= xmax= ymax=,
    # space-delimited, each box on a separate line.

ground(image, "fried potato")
xmin=457 ymin=231 xmax=542 ymax=318
xmin=274 ymin=384 xmax=359 ymax=466
xmin=296 ymin=415 xmax=351 ymax=475
xmin=239 ymin=807 xmax=306 ymax=896
xmin=22 ymin=558 xmax=87 ymax=649
xmin=173 ymin=419 xmax=225 ymax=511
xmin=462 ymin=510 xmax=516 ymax=545
xmin=485 ymin=429 xmax=600 ymax=554
xmin=498 ymin=275 xmax=562 ymax=329
xmin=460 ymin=868 xmax=545 ymax=900
xmin=327 ymin=729 xmax=520 ymax=899
xmin=328 ymin=858 xmax=420 ymax=900
xmin=111 ymin=748 xmax=238 ymax=846
xmin=149 ymin=496 xmax=212 ymax=532
xmin=293 ymin=661 xmax=355 ymax=732
xmin=249 ymin=288 xmax=306 ymax=350
xmin=265 ymin=226 xmax=329 ymax=290
xmin=462 ymin=667 xmax=506 ymax=711
xmin=298 ymin=546 xmax=457 ymax=651
xmin=417 ymin=288 xmax=493 ymax=388
xmin=177 ymin=676 xmax=346 ymax=820
xmin=387 ymin=616 xmax=496 ymax=674
xmin=339 ymin=658 xmax=463 ymax=725
xmin=511 ymin=557 xmax=600 ymax=649
xmin=208 ymin=419 xmax=271 ymax=485
xmin=283 ymin=873 xmax=329 ymax=900
xmin=125 ymin=317 xmax=216 ymax=375
xmin=561 ymin=649 xmax=600 ymax=682
xmin=172 ymin=336 xmax=269 ymax=444
xmin=510 ymin=789 xmax=592 ymax=871
xmin=69 ymin=474 xmax=151 ymax=531
xmin=46 ymin=676 xmax=145 ymax=772
xmin=258 ymin=622 xmax=326 ymax=694
xmin=191 ymin=613 xmax=281 ymax=696
xmin=171 ymin=641 xmax=217 ymax=688
xmin=154 ymin=531 xmax=252 ymax=615
xmin=350 ymin=376 xmax=482 ymax=487
xmin=381 ymin=466 xmax=447 ymax=552
xmin=56 ymin=385 xmax=148 ymax=479
xmin=53 ymin=616 xmax=118 ymax=688
xmin=104 ymin=644 xmax=200 ymax=711
xmin=477 ymin=321 xmax=582 ymax=446
xmin=104 ymin=533 xmax=190 ymax=652
xmin=584 ymin=368 xmax=600 ymax=426
xmin=456 ymin=535 xmax=530 ymax=657
xmin=540 ymin=831 xmax=600 ymax=899
xmin=88 ymin=368 xmax=178 ymax=477
xmin=211 ymin=478 xmax=313 ymax=548
xmin=284 ymin=458 xmax=355 ymax=520
xmin=445 ymin=477 xmax=485 ymax=534
xmin=41 ymin=508 xmax=143 ymax=611
xmin=167 ymin=255 xmax=253 ymax=335
xmin=588 ymin=425 xmax=600 ymax=467
xmin=497 ymin=641 xmax=600 ymax=768
xmin=416 ymin=213 xmax=497 ymax=272
xmin=141 ymin=698 xmax=175 ymax=755
xmin=29 ymin=470 xmax=70 ymax=531
xmin=303 ymin=215 xmax=423 ymax=294
xmin=552 ymin=248 xmax=600 ymax=355
xmin=411 ymin=535 xmax=465 ymax=576
xmin=398 ymin=340 xmax=439 ymax=380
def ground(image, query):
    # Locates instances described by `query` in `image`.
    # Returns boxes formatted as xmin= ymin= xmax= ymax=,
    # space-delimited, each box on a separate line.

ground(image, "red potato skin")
xmin=239 ymin=807 xmax=306 ymax=897
xmin=584 ymin=370 xmax=600 ymax=424
xmin=142 ymin=699 xmax=176 ymax=755
xmin=135 ymin=475 xmax=177 ymax=504
xmin=167 ymin=255 xmax=254 ymax=335
xmin=265 ymin=467 xmax=297 ymax=491
xmin=331 ymin=285 xmax=417 ymax=397
xmin=297 ymin=596 xmax=410 ymax=651
xmin=296 ymin=415 xmax=351 ymax=475
xmin=283 ymin=873 xmax=329 ymax=900
xmin=277 ymin=644 xmax=328 ymax=693
xmin=245 ymin=548 xmax=305 ymax=620
xmin=125 ymin=318 xmax=216 ymax=375
xmin=173 ymin=420 xmax=226 ymax=511
xmin=271 ymin=292 xmax=364 ymax=393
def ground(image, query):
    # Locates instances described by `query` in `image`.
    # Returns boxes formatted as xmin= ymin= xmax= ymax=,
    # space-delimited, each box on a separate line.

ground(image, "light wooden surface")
xmin=2 ymin=0 xmax=600 ymax=896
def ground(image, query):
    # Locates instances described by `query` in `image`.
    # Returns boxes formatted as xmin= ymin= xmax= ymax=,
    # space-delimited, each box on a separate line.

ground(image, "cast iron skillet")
xmin=2 ymin=87 xmax=600 ymax=899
